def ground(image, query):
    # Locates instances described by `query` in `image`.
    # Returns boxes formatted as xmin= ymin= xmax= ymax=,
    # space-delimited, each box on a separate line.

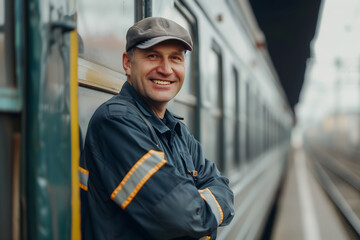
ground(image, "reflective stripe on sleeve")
xmin=199 ymin=188 xmax=224 ymax=226
xmin=78 ymin=167 xmax=89 ymax=191
xmin=199 ymin=236 xmax=211 ymax=240
xmin=111 ymin=150 xmax=167 ymax=210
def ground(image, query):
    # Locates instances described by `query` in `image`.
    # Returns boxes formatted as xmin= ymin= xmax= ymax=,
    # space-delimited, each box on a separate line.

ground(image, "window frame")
xmin=0 ymin=0 xmax=21 ymax=112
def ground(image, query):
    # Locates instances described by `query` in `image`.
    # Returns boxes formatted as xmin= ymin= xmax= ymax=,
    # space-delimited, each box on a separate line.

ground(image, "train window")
xmin=233 ymin=67 xmax=241 ymax=166
xmin=201 ymin=42 xmax=224 ymax=170
xmin=253 ymin=97 xmax=258 ymax=155
xmin=251 ymin=92 xmax=258 ymax=158
xmin=264 ymin=107 xmax=269 ymax=150
xmin=257 ymin=99 xmax=264 ymax=155
xmin=0 ymin=0 xmax=11 ymax=88
xmin=262 ymin=104 xmax=267 ymax=152
xmin=245 ymin=81 xmax=251 ymax=161
xmin=0 ymin=0 xmax=3 ymax=25
xmin=225 ymin=68 xmax=236 ymax=115
xmin=0 ymin=33 xmax=5 ymax=87
xmin=205 ymin=46 xmax=223 ymax=108
xmin=224 ymin=66 xmax=240 ymax=172
xmin=77 ymin=0 xmax=135 ymax=74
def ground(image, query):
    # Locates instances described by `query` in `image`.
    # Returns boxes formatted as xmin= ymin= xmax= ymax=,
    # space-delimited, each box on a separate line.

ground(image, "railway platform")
xmin=270 ymin=144 xmax=359 ymax=240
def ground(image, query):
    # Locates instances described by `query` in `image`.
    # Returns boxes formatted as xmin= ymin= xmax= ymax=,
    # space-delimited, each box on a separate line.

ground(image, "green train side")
xmin=0 ymin=0 xmax=293 ymax=239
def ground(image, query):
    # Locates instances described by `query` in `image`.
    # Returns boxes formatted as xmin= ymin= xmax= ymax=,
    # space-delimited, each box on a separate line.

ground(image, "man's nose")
xmin=157 ymin=59 xmax=173 ymax=75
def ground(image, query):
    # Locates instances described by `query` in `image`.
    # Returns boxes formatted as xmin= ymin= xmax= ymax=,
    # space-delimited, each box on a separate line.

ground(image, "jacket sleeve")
xmin=183 ymin=126 xmax=235 ymax=227
xmin=86 ymin=104 xmax=219 ymax=240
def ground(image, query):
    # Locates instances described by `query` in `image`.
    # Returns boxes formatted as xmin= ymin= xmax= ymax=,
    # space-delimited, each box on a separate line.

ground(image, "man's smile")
xmin=151 ymin=79 xmax=173 ymax=85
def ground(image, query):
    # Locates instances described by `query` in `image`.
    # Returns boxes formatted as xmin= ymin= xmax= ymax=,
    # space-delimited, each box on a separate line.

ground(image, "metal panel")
xmin=78 ymin=86 xmax=113 ymax=147
xmin=0 ymin=115 xmax=14 ymax=240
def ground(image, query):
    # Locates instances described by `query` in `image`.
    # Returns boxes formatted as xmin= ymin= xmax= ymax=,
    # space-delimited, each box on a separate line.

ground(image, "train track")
xmin=304 ymin=141 xmax=360 ymax=239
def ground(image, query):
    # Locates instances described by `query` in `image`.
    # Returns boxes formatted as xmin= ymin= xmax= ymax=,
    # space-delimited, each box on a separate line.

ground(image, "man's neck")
xmin=147 ymin=102 xmax=167 ymax=119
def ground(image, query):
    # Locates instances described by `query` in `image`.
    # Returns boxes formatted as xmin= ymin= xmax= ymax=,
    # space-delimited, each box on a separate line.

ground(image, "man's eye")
xmin=148 ymin=54 xmax=157 ymax=59
xmin=172 ymin=56 xmax=182 ymax=61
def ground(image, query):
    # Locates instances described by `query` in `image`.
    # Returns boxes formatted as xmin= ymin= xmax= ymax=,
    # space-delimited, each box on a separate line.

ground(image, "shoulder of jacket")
xmin=104 ymin=97 xmax=139 ymax=118
xmin=107 ymin=102 xmax=129 ymax=117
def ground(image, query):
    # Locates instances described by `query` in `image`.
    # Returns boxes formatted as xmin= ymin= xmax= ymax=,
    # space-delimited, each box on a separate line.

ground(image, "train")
xmin=0 ymin=0 xmax=293 ymax=239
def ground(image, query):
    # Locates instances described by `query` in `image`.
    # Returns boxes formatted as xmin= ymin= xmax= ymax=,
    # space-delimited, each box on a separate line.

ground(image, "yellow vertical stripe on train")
xmin=70 ymin=30 xmax=81 ymax=240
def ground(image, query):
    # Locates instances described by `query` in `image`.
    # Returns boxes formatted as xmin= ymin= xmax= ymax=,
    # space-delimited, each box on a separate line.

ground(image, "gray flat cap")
xmin=126 ymin=17 xmax=193 ymax=52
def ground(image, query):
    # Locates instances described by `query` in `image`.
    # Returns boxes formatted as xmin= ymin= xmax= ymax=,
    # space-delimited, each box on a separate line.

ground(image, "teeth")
xmin=152 ymin=80 xmax=171 ymax=85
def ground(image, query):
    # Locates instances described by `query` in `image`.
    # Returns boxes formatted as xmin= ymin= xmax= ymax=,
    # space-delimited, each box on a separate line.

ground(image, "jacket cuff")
xmin=198 ymin=188 xmax=224 ymax=226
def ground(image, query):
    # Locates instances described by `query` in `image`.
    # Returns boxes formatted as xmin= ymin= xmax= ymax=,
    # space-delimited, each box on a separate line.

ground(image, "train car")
xmin=0 ymin=0 xmax=293 ymax=239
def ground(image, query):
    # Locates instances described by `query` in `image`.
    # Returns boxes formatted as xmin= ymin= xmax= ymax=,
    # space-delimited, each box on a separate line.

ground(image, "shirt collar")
xmin=164 ymin=110 xmax=183 ymax=137
xmin=119 ymin=82 xmax=152 ymax=117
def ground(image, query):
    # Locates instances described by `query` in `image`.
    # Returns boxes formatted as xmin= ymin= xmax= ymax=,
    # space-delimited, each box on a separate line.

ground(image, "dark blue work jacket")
xmin=80 ymin=82 xmax=234 ymax=240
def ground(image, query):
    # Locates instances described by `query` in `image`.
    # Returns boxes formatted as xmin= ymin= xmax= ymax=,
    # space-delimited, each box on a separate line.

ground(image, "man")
xmin=80 ymin=17 xmax=234 ymax=240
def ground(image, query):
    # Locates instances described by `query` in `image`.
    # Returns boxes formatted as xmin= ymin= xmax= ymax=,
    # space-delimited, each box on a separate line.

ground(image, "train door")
xmin=245 ymin=80 xmax=252 ymax=162
xmin=25 ymin=0 xmax=80 ymax=239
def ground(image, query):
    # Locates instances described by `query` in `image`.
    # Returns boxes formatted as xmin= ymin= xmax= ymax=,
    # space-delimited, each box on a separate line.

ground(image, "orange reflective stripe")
xmin=78 ymin=166 xmax=89 ymax=191
xmin=199 ymin=236 xmax=211 ymax=240
xmin=78 ymin=166 xmax=89 ymax=175
xmin=111 ymin=150 xmax=166 ymax=209
xmin=79 ymin=183 xmax=88 ymax=191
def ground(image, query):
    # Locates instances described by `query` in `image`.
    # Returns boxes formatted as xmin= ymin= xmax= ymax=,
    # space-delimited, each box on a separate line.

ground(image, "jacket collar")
xmin=119 ymin=82 xmax=183 ymax=136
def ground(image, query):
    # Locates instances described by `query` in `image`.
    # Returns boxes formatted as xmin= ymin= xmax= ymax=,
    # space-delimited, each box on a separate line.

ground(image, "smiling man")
xmin=123 ymin=39 xmax=186 ymax=118
xmin=80 ymin=17 xmax=234 ymax=240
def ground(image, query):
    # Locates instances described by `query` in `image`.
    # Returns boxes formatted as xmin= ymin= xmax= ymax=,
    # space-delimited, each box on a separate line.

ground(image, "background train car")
xmin=0 ymin=0 xmax=293 ymax=239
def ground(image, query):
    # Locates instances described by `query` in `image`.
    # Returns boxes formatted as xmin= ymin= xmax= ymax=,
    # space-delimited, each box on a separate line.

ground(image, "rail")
xmin=304 ymin=141 xmax=360 ymax=238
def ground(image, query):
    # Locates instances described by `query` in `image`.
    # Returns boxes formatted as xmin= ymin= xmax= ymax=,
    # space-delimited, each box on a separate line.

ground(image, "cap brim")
xmin=136 ymin=36 xmax=192 ymax=51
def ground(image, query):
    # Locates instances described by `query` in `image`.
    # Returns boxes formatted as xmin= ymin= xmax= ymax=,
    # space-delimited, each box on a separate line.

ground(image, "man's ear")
xmin=123 ymin=52 xmax=132 ymax=76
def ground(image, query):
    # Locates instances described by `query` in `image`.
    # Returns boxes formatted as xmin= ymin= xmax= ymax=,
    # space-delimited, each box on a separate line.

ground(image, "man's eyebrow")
xmin=171 ymin=48 xmax=187 ymax=55
xmin=172 ymin=50 xmax=186 ymax=55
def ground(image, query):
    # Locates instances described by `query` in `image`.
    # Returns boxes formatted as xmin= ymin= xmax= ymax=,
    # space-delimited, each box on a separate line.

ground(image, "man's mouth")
xmin=151 ymin=79 xmax=172 ymax=85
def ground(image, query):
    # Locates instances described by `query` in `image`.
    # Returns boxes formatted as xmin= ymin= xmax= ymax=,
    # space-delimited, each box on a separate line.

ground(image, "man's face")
xmin=123 ymin=40 xmax=186 ymax=110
